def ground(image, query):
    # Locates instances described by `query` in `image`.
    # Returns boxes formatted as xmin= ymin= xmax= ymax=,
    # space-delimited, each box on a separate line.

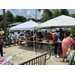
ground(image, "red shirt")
xmin=53 ymin=34 xmax=57 ymax=44
xmin=46 ymin=33 xmax=52 ymax=40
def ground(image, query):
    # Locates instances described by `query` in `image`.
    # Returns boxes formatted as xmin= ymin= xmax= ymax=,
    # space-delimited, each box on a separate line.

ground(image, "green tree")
xmin=71 ymin=27 xmax=75 ymax=37
xmin=0 ymin=20 xmax=4 ymax=29
xmin=60 ymin=9 xmax=69 ymax=16
xmin=53 ymin=9 xmax=60 ymax=18
xmin=5 ymin=10 xmax=14 ymax=26
xmin=69 ymin=13 xmax=75 ymax=18
xmin=0 ymin=15 xmax=3 ymax=22
xmin=14 ymin=15 xmax=27 ymax=22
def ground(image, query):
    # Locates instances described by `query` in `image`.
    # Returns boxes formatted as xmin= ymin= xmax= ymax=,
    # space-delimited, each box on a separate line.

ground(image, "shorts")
xmin=57 ymin=43 xmax=61 ymax=48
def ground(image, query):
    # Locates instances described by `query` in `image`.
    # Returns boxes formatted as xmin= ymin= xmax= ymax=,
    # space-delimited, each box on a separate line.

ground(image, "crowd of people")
xmin=53 ymin=29 xmax=75 ymax=62
xmin=1 ymin=29 xmax=75 ymax=62
xmin=0 ymin=31 xmax=21 ymax=57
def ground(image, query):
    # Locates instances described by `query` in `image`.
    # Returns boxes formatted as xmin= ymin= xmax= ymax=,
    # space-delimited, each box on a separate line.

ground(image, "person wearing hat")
xmin=53 ymin=30 xmax=58 ymax=57
xmin=0 ymin=36 xmax=4 ymax=57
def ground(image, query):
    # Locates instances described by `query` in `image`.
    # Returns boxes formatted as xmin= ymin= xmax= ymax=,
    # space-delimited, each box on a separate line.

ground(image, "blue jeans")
xmin=54 ymin=44 xmax=57 ymax=54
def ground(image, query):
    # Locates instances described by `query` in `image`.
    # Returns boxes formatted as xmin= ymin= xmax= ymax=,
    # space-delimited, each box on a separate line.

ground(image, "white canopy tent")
xmin=9 ymin=20 xmax=39 ymax=31
xmin=9 ymin=20 xmax=39 ymax=53
xmin=35 ymin=15 xmax=75 ymax=29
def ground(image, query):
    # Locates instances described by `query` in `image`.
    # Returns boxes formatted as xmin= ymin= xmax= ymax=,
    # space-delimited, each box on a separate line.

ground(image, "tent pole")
xmin=30 ymin=30 xmax=31 ymax=36
xmin=33 ymin=30 xmax=35 ymax=54
xmin=9 ymin=30 xmax=10 ymax=47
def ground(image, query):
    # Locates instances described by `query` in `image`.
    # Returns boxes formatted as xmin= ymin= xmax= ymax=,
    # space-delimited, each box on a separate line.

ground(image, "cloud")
xmin=0 ymin=12 xmax=2 ymax=15
xmin=27 ymin=11 xmax=30 ymax=15
xmin=0 ymin=9 xmax=43 ymax=19
xmin=16 ymin=9 xmax=43 ymax=19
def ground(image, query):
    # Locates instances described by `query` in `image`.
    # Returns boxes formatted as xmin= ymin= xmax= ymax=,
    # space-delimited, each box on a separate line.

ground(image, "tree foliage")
xmin=69 ymin=13 xmax=75 ymax=18
xmin=71 ymin=27 xmax=75 ymax=37
xmin=60 ymin=9 xmax=69 ymax=16
xmin=14 ymin=15 xmax=27 ymax=22
xmin=0 ymin=15 xmax=3 ymax=22
xmin=52 ymin=9 xmax=60 ymax=18
xmin=0 ymin=9 xmax=75 ymax=31
xmin=6 ymin=10 xmax=14 ymax=23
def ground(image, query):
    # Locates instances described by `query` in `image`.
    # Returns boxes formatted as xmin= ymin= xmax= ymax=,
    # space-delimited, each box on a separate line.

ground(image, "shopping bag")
xmin=1 ymin=56 xmax=12 ymax=65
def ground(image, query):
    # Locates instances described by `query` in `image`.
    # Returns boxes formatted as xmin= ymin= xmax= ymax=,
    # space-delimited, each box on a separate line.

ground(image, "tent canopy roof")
xmin=8 ymin=22 xmax=22 ymax=26
xmin=36 ymin=15 xmax=75 ymax=29
xmin=9 ymin=20 xmax=39 ymax=31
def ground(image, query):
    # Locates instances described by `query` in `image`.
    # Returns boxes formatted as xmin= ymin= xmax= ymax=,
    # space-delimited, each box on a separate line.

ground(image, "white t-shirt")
xmin=56 ymin=32 xmax=61 ymax=43
xmin=17 ymin=34 xmax=20 ymax=40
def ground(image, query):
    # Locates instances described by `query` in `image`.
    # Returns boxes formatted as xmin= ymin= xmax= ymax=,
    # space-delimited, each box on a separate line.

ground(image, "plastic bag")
xmin=1 ymin=56 xmax=12 ymax=65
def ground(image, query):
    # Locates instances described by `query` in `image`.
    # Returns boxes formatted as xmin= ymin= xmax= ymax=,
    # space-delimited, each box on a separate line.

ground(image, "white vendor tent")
xmin=35 ymin=15 xmax=75 ymax=29
xmin=9 ymin=20 xmax=39 ymax=31
xmin=9 ymin=20 xmax=39 ymax=53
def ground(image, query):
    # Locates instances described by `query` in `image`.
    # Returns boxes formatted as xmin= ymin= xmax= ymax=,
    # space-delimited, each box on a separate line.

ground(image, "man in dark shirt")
xmin=39 ymin=32 xmax=43 ymax=38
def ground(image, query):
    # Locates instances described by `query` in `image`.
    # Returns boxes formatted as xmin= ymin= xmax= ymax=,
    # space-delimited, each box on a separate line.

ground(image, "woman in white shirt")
xmin=17 ymin=31 xmax=21 ymax=45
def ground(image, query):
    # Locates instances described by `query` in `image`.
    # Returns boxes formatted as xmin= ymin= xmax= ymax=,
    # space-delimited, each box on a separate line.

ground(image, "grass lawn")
xmin=0 ymin=31 xmax=4 ymax=35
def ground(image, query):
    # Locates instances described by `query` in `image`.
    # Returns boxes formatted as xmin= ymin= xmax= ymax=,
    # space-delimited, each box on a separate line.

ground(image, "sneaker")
xmin=56 ymin=55 xmax=59 ymax=58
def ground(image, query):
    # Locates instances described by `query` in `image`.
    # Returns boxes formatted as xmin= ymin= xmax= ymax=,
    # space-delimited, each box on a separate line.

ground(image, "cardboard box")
xmin=25 ymin=38 xmax=29 ymax=41
xmin=27 ymin=42 xmax=33 ymax=45
xmin=37 ymin=44 xmax=42 ymax=49
xmin=6 ymin=41 xmax=9 ymax=44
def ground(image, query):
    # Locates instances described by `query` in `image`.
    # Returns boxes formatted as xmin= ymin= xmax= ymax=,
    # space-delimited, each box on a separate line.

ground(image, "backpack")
xmin=59 ymin=32 xmax=64 ymax=41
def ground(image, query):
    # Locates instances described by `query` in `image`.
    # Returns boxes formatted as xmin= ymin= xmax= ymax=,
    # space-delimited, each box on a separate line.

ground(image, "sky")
xmin=0 ymin=9 xmax=75 ymax=19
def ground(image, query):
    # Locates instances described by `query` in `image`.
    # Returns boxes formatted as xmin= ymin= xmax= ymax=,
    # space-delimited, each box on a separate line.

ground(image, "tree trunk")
xmin=3 ymin=9 xmax=6 ymax=36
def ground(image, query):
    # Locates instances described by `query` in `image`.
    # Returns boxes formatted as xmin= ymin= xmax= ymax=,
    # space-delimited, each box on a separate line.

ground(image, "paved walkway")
xmin=2 ymin=44 xmax=68 ymax=65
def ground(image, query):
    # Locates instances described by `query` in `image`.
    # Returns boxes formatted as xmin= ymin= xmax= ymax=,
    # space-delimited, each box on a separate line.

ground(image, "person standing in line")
xmin=39 ymin=32 xmax=43 ymax=39
xmin=56 ymin=29 xmax=64 ymax=58
xmin=61 ymin=32 xmax=75 ymax=62
xmin=53 ymin=30 xmax=58 ymax=57
xmin=46 ymin=32 xmax=52 ymax=41
xmin=7 ymin=32 xmax=11 ymax=47
xmin=0 ymin=36 xmax=4 ymax=57
xmin=2 ymin=34 xmax=6 ymax=48
xmin=11 ymin=32 xmax=16 ymax=46
xmin=17 ymin=31 xmax=21 ymax=45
